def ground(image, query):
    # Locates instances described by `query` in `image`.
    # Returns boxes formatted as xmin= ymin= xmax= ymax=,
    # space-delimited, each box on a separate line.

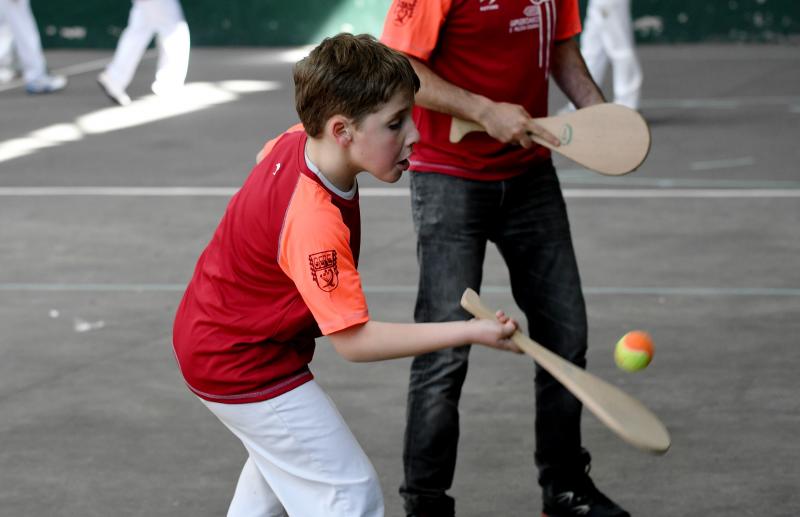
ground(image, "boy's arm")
xmin=551 ymin=37 xmax=606 ymax=109
xmin=406 ymin=56 xmax=560 ymax=148
xmin=328 ymin=317 xmax=521 ymax=363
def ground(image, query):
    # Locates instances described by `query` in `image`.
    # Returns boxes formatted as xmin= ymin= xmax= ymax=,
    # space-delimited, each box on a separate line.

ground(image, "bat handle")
xmin=460 ymin=288 xmax=498 ymax=321
xmin=449 ymin=118 xmax=485 ymax=143
xmin=450 ymin=117 xmax=553 ymax=150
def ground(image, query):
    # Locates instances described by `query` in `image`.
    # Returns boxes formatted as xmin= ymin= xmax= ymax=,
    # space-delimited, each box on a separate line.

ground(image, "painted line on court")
xmin=0 ymin=187 xmax=240 ymax=196
xmin=555 ymin=171 xmax=800 ymax=189
xmin=690 ymin=156 xmax=755 ymax=171
xmin=0 ymin=283 xmax=185 ymax=292
xmin=1 ymin=283 xmax=799 ymax=297
xmin=364 ymin=286 xmax=800 ymax=297
xmin=365 ymin=286 xmax=800 ymax=297
xmin=0 ymin=187 xmax=799 ymax=198
xmin=51 ymin=53 xmax=153 ymax=77
xmin=641 ymin=96 xmax=800 ymax=110
xmin=562 ymin=188 xmax=800 ymax=198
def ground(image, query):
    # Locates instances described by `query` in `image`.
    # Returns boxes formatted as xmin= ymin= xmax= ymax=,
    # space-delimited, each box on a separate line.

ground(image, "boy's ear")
xmin=329 ymin=116 xmax=352 ymax=146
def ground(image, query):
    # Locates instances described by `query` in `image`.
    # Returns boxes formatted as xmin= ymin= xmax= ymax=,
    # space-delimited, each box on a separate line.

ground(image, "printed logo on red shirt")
xmin=393 ymin=0 xmax=418 ymax=26
xmin=480 ymin=0 xmax=499 ymax=12
xmin=309 ymin=250 xmax=339 ymax=292
xmin=511 ymin=0 xmax=555 ymax=73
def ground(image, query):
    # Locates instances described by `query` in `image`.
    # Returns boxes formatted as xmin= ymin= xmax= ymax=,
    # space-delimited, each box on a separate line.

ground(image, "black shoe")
xmin=407 ymin=509 xmax=453 ymax=517
xmin=403 ymin=494 xmax=455 ymax=517
xmin=542 ymin=471 xmax=629 ymax=517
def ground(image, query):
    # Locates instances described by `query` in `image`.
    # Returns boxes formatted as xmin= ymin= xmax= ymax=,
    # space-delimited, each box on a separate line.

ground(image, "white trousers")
xmin=0 ymin=16 xmax=12 ymax=69
xmin=0 ymin=0 xmax=46 ymax=81
xmin=581 ymin=0 xmax=642 ymax=109
xmin=104 ymin=0 xmax=190 ymax=92
xmin=201 ymin=381 xmax=384 ymax=517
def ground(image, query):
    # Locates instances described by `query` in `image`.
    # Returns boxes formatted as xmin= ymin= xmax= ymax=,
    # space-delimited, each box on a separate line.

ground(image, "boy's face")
xmin=349 ymin=91 xmax=419 ymax=183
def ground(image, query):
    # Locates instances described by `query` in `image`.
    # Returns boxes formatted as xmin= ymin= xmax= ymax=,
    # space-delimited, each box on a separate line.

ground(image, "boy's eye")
xmin=388 ymin=120 xmax=402 ymax=130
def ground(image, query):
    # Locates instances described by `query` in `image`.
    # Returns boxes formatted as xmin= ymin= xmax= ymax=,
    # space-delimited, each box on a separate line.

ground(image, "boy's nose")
xmin=408 ymin=123 xmax=420 ymax=146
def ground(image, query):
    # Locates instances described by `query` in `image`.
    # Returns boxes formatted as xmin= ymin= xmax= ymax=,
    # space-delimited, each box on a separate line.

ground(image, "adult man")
xmin=381 ymin=1 xmax=629 ymax=516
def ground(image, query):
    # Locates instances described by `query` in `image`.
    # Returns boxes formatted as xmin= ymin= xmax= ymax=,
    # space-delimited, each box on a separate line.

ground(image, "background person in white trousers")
xmin=580 ymin=0 xmax=642 ymax=109
xmin=97 ymin=0 xmax=190 ymax=106
xmin=0 ymin=15 xmax=14 ymax=82
xmin=0 ymin=0 xmax=66 ymax=93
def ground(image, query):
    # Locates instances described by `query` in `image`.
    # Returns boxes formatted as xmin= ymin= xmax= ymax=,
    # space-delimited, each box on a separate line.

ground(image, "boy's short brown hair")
xmin=294 ymin=33 xmax=420 ymax=137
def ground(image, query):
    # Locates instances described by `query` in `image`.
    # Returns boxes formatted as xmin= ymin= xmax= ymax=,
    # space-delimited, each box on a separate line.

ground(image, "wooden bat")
xmin=449 ymin=103 xmax=651 ymax=176
xmin=461 ymin=288 xmax=670 ymax=454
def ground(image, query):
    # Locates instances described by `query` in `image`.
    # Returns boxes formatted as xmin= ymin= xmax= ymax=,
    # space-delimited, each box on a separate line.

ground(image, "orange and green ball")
xmin=614 ymin=331 xmax=654 ymax=372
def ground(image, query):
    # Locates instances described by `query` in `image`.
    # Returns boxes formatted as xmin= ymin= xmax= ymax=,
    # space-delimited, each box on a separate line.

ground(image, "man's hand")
xmin=478 ymin=102 xmax=561 ymax=149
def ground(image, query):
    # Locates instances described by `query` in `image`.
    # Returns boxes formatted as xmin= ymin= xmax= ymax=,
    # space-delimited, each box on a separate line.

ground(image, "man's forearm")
xmin=405 ymin=55 xmax=561 ymax=147
xmin=406 ymin=56 xmax=492 ymax=123
xmin=551 ymin=38 xmax=606 ymax=109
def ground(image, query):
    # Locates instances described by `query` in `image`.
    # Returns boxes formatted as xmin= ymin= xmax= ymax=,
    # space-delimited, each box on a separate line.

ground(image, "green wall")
xmin=31 ymin=0 xmax=800 ymax=48
xmin=604 ymin=0 xmax=800 ymax=43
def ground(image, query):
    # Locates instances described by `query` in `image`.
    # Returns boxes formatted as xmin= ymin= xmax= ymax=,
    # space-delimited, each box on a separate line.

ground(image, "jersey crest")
xmin=309 ymin=250 xmax=339 ymax=292
xmin=392 ymin=0 xmax=419 ymax=26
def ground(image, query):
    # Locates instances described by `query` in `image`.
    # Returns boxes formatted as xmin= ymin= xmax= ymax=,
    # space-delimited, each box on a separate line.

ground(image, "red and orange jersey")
xmin=173 ymin=127 xmax=369 ymax=404
xmin=381 ymin=0 xmax=581 ymax=180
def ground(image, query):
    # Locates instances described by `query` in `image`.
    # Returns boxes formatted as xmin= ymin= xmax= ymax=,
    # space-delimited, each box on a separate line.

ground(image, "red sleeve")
xmin=380 ymin=0 xmax=453 ymax=61
xmin=556 ymin=0 xmax=583 ymax=41
xmin=278 ymin=176 xmax=369 ymax=335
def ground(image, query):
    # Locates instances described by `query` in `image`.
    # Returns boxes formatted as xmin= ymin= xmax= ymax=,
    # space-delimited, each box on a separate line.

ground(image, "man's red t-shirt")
xmin=172 ymin=127 xmax=369 ymax=404
xmin=381 ymin=0 xmax=582 ymax=181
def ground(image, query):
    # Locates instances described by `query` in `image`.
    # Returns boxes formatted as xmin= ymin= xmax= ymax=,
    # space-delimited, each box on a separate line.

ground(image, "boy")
xmin=172 ymin=33 xmax=521 ymax=517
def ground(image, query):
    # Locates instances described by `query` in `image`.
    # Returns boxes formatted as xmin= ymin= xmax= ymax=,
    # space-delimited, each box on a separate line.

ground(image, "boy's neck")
xmin=305 ymin=137 xmax=357 ymax=192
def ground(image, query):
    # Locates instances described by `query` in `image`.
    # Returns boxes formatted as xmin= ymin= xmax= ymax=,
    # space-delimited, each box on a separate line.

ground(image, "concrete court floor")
xmin=0 ymin=44 xmax=799 ymax=516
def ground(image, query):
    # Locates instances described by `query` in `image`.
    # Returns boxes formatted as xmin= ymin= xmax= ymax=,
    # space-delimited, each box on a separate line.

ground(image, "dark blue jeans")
xmin=400 ymin=165 xmax=589 ymax=516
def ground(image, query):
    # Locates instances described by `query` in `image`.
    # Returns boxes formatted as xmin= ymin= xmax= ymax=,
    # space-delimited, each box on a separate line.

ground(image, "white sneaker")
xmin=25 ymin=74 xmax=67 ymax=94
xmin=97 ymin=72 xmax=131 ymax=106
xmin=150 ymin=80 xmax=183 ymax=98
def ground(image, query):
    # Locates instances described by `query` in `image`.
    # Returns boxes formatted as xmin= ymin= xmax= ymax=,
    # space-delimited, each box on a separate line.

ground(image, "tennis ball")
xmin=614 ymin=331 xmax=654 ymax=372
